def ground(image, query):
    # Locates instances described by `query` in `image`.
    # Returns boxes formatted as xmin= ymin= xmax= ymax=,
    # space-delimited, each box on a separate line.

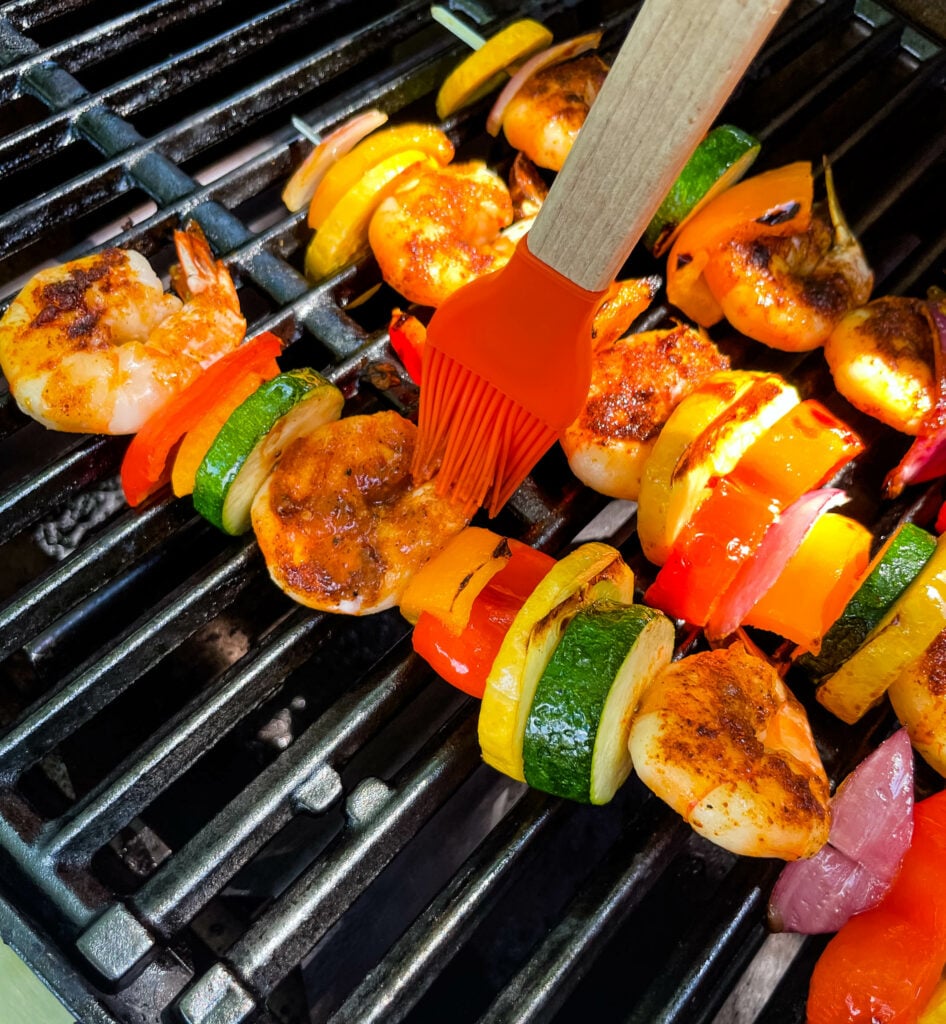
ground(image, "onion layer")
xmin=768 ymin=728 xmax=914 ymax=934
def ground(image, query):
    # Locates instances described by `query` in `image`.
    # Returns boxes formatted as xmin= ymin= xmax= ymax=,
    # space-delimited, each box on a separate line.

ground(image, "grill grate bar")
xmin=0 ymin=539 xmax=261 ymax=780
xmin=0 ymin=434 xmax=123 ymax=545
xmin=0 ymin=0 xmax=231 ymax=98
xmin=0 ymin=499 xmax=195 ymax=663
xmin=329 ymin=790 xmax=566 ymax=1024
xmin=43 ymin=606 xmax=327 ymax=861
xmin=754 ymin=17 xmax=903 ymax=143
xmin=216 ymin=711 xmax=481 ymax=1003
xmin=623 ymin=859 xmax=779 ymax=1024
xmin=132 ymin=645 xmax=433 ymax=937
xmin=480 ymin=798 xmax=688 ymax=1024
xmin=0 ymin=1 xmax=437 ymax=261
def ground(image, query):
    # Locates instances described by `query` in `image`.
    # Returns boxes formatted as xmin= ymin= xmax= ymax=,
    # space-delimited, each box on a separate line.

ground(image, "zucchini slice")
xmin=478 ymin=542 xmax=636 ymax=782
xmin=523 ymin=601 xmax=674 ymax=804
xmin=798 ymin=522 xmax=937 ymax=684
xmin=643 ymin=125 xmax=761 ymax=257
xmin=193 ymin=369 xmax=344 ymax=535
xmin=816 ymin=530 xmax=946 ymax=724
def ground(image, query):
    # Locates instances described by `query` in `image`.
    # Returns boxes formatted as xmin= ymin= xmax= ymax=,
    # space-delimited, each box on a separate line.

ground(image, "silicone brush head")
xmin=412 ymin=239 xmax=607 ymax=517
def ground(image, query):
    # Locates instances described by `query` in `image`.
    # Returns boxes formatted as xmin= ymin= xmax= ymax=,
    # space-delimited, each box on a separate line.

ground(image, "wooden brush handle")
xmin=527 ymin=0 xmax=791 ymax=292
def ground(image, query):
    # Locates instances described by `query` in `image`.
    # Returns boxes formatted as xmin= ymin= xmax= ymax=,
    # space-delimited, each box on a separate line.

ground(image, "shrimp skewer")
xmin=251 ymin=411 xmax=469 ymax=615
xmin=562 ymin=315 xmax=730 ymax=501
xmin=500 ymin=53 xmax=609 ymax=172
xmin=824 ymin=295 xmax=936 ymax=435
xmin=368 ymin=161 xmax=515 ymax=309
xmin=628 ymin=642 xmax=831 ymax=860
xmin=0 ymin=224 xmax=246 ymax=434
xmin=701 ymin=164 xmax=873 ymax=351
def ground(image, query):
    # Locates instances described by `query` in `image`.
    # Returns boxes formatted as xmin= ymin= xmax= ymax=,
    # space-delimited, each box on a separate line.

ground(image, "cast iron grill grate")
xmin=0 ymin=1 xmax=944 ymax=1022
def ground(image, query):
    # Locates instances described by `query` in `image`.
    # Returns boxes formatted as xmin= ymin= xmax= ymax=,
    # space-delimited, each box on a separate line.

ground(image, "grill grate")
xmin=0 ymin=1 xmax=945 ymax=1022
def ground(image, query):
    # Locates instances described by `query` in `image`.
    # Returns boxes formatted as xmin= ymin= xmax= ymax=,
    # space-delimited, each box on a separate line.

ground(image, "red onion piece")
xmin=828 ymin=728 xmax=915 ymax=880
xmin=705 ymin=488 xmax=847 ymax=640
xmin=883 ymin=293 xmax=946 ymax=497
xmin=485 ymin=31 xmax=603 ymax=137
xmin=281 ymin=109 xmax=388 ymax=212
xmin=768 ymin=844 xmax=887 ymax=934
xmin=768 ymin=729 xmax=914 ymax=934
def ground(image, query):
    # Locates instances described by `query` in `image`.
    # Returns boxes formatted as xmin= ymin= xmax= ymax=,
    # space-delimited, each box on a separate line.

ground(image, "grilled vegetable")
xmin=816 ymin=532 xmax=946 ymax=723
xmin=636 ymin=369 xmax=799 ymax=566
xmin=193 ymin=369 xmax=343 ymax=535
xmin=435 ymin=17 xmax=553 ymax=120
xmin=522 ymin=601 xmax=673 ymax=804
xmin=307 ymin=123 xmax=454 ymax=229
xmin=769 ymin=728 xmax=914 ymax=934
xmin=399 ymin=526 xmax=514 ymax=630
xmin=643 ymin=124 xmax=761 ymax=256
xmin=478 ymin=543 xmax=635 ymax=781
xmin=304 ymin=149 xmax=438 ymax=279
xmin=412 ymin=541 xmax=555 ymax=699
xmin=807 ymin=791 xmax=946 ymax=1024
xmin=282 ymin=109 xmax=389 ymax=213
xmin=798 ymin=521 xmax=937 ymax=683
xmin=120 ymin=331 xmax=283 ymax=508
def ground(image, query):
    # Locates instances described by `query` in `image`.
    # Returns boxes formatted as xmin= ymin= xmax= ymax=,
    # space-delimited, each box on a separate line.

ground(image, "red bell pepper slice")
xmin=807 ymin=790 xmax=946 ymax=1024
xmin=120 ymin=331 xmax=284 ymax=507
xmin=412 ymin=541 xmax=555 ymax=698
xmin=388 ymin=309 xmax=425 ymax=385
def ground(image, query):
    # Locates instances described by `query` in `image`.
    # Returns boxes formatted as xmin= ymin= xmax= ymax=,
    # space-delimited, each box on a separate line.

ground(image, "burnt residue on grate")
xmin=0 ymin=1 xmax=944 ymax=1023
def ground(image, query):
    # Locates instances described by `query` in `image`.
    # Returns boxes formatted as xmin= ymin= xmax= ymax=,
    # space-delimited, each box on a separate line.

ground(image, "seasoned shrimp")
xmin=0 ymin=224 xmax=245 ymax=434
xmin=628 ymin=642 xmax=831 ymax=859
xmin=368 ymin=160 xmax=515 ymax=308
xmin=824 ymin=295 xmax=935 ymax=434
xmin=501 ymin=53 xmax=609 ymax=172
xmin=701 ymin=165 xmax=872 ymax=351
xmin=562 ymin=318 xmax=729 ymax=501
xmin=251 ymin=410 xmax=469 ymax=615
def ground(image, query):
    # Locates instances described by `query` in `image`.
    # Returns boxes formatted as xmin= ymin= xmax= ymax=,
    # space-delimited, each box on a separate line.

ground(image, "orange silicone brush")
xmin=413 ymin=0 xmax=791 ymax=517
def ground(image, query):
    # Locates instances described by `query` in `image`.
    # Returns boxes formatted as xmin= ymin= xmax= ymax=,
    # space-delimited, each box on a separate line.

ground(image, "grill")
xmin=0 ymin=1 xmax=945 ymax=1022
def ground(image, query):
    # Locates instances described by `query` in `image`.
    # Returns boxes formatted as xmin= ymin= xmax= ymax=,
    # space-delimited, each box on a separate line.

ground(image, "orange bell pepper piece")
xmin=171 ymin=361 xmax=280 ymax=498
xmin=729 ymin=399 xmax=864 ymax=506
xmin=412 ymin=541 xmax=555 ymax=698
xmin=388 ymin=308 xmax=426 ymax=385
xmin=666 ymin=162 xmax=813 ymax=326
xmin=742 ymin=512 xmax=872 ymax=650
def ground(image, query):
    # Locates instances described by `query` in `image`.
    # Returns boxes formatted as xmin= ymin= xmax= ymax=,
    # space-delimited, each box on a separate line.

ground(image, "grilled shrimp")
xmin=501 ymin=53 xmax=609 ymax=171
xmin=701 ymin=166 xmax=872 ymax=351
xmin=823 ymin=296 xmax=935 ymax=434
xmin=251 ymin=411 xmax=469 ymax=615
xmin=562 ymin=318 xmax=729 ymax=501
xmin=628 ymin=642 xmax=831 ymax=859
xmin=368 ymin=161 xmax=515 ymax=308
xmin=0 ymin=224 xmax=245 ymax=434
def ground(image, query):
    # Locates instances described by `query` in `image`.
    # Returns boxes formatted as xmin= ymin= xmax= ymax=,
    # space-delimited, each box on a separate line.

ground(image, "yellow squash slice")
xmin=478 ymin=542 xmax=635 ymax=781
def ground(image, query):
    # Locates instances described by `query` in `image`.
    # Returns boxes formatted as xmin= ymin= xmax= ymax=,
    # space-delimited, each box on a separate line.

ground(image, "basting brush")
xmin=412 ymin=0 xmax=791 ymax=517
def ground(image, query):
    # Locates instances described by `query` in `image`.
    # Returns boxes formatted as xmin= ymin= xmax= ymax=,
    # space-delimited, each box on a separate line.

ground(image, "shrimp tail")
xmin=822 ymin=157 xmax=856 ymax=250
xmin=171 ymin=221 xmax=238 ymax=307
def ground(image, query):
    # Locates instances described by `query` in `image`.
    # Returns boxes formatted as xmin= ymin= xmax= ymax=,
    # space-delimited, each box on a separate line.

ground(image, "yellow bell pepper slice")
xmin=399 ymin=526 xmax=514 ymax=630
xmin=636 ymin=370 xmax=799 ymax=566
xmin=435 ymin=19 xmax=553 ymax=121
xmin=817 ymin=532 xmax=946 ymax=724
xmin=308 ymin=124 xmax=454 ymax=229
xmin=304 ymin=149 xmax=435 ymax=280
xmin=478 ymin=542 xmax=635 ymax=781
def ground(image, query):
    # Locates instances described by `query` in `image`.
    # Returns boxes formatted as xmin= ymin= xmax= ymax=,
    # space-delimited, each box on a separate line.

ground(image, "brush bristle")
xmin=413 ymin=347 xmax=556 ymax=517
